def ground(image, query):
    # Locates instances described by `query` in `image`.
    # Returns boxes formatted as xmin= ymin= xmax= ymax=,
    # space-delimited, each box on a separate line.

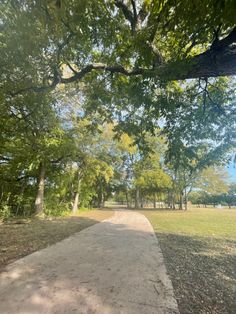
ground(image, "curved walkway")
xmin=0 ymin=210 xmax=179 ymax=314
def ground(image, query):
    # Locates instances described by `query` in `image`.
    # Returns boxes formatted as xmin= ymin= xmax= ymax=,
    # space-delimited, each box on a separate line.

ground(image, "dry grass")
xmin=140 ymin=207 xmax=236 ymax=314
xmin=0 ymin=209 xmax=113 ymax=271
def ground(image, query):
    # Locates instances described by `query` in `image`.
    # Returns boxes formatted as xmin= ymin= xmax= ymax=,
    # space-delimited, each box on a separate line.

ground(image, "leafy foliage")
xmin=1 ymin=1 xmax=236 ymax=216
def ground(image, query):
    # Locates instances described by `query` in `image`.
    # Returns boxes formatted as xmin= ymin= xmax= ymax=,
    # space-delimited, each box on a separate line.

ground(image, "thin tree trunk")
xmin=140 ymin=196 xmax=144 ymax=208
xmin=153 ymin=193 xmax=156 ymax=209
xmin=100 ymin=190 xmax=105 ymax=208
xmin=72 ymin=170 xmax=81 ymax=213
xmin=135 ymin=187 xmax=140 ymax=208
xmin=125 ymin=190 xmax=130 ymax=208
xmin=179 ymin=192 xmax=183 ymax=210
xmin=171 ymin=191 xmax=176 ymax=209
xmin=0 ymin=185 xmax=3 ymax=203
xmin=172 ymin=198 xmax=175 ymax=210
xmin=184 ymin=189 xmax=188 ymax=211
xmin=35 ymin=162 xmax=45 ymax=215
xmin=72 ymin=191 xmax=79 ymax=213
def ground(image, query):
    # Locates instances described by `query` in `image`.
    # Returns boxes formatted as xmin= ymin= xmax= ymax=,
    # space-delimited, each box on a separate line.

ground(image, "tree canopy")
xmin=1 ymin=0 xmax=236 ymax=94
xmin=1 ymin=1 xmax=236 ymax=216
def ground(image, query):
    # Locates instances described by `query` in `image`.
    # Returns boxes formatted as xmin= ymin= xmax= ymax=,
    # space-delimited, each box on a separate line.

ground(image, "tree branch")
xmin=115 ymin=0 xmax=135 ymax=33
xmin=66 ymin=62 xmax=78 ymax=74
xmin=137 ymin=2 xmax=149 ymax=24
xmin=212 ymin=26 xmax=236 ymax=50
xmin=8 ymin=27 xmax=236 ymax=96
xmin=131 ymin=0 xmax=137 ymax=22
xmin=60 ymin=63 xmax=144 ymax=84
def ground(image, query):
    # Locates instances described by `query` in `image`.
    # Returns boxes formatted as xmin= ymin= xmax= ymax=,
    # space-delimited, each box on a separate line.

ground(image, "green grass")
xmin=140 ymin=207 xmax=236 ymax=314
xmin=140 ymin=207 xmax=236 ymax=239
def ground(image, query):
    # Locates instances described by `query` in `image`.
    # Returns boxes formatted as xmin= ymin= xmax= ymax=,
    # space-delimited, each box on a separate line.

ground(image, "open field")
xmin=140 ymin=207 xmax=236 ymax=314
xmin=0 ymin=209 xmax=113 ymax=272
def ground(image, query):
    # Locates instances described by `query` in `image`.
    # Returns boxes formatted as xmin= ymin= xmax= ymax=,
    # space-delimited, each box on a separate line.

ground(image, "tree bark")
xmin=72 ymin=191 xmax=79 ymax=213
xmin=125 ymin=189 xmax=130 ymax=208
xmin=72 ymin=171 xmax=81 ymax=213
xmin=13 ymin=27 xmax=236 ymax=99
xmin=179 ymin=192 xmax=183 ymax=210
xmin=135 ymin=187 xmax=140 ymax=209
xmin=35 ymin=162 xmax=45 ymax=215
xmin=153 ymin=193 xmax=156 ymax=209
xmin=184 ymin=188 xmax=188 ymax=211
xmin=59 ymin=44 xmax=236 ymax=84
xmin=140 ymin=196 xmax=144 ymax=208
xmin=99 ymin=190 xmax=105 ymax=208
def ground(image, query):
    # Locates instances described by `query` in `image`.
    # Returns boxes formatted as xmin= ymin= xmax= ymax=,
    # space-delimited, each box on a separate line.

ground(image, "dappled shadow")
xmin=0 ymin=212 xmax=179 ymax=314
xmin=2 ymin=210 xmax=234 ymax=313
xmin=157 ymin=232 xmax=236 ymax=314
xmin=0 ymin=215 xmax=111 ymax=272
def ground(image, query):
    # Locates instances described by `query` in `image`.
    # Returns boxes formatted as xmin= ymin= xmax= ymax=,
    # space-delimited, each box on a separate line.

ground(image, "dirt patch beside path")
xmin=0 ymin=209 xmax=113 ymax=272
xmin=0 ymin=210 xmax=179 ymax=314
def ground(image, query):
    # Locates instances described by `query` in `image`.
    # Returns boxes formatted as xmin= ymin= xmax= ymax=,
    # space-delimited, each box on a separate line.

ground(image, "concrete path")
xmin=0 ymin=210 xmax=179 ymax=314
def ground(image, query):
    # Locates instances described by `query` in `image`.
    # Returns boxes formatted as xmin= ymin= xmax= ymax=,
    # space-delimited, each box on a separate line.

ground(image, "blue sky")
xmin=226 ymin=163 xmax=236 ymax=182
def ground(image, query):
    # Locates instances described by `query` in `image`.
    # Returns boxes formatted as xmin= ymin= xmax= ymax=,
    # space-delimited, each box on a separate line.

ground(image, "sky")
xmin=226 ymin=163 xmax=236 ymax=182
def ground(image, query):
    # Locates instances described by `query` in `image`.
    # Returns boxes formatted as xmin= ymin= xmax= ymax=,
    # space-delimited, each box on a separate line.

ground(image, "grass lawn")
xmin=0 ymin=209 xmax=113 ymax=272
xmin=140 ymin=207 xmax=236 ymax=314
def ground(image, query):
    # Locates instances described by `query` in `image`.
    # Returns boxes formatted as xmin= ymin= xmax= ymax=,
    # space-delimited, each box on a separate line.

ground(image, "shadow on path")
xmin=0 ymin=210 xmax=179 ymax=314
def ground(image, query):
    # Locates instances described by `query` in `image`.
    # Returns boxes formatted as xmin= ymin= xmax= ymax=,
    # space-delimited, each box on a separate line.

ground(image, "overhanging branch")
xmin=61 ymin=63 xmax=144 ymax=84
xmin=8 ymin=27 xmax=236 ymax=96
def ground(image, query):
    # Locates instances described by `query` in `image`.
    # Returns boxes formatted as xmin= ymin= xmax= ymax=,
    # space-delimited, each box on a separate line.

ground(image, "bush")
xmin=44 ymin=201 xmax=71 ymax=217
xmin=0 ymin=204 xmax=12 ymax=220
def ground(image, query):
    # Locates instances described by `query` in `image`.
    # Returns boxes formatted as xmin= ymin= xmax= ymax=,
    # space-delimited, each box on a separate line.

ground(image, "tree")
xmin=190 ymin=166 xmax=230 ymax=207
xmin=1 ymin=1 xmax=236 ymax=217
xmin=1 ymin=0 xmax=235 ymax=95
xmin=115 ymin=133 xmax=139 ymax=207
xmin=0 ymin=89 xmax=71 ymax=215
xmin=223 ymin=183 xmax=236 ymax=208
xmin=1 ymin=1 xmax=236 ymax=160
xmin=134 ymin=152 xmax=171 ymax=208
xmin=196 ymin=167 xmax=230 ymax=196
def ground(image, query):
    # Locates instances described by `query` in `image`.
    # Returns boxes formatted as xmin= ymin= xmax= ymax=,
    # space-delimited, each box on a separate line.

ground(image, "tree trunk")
xmin=35 ymin=162 xmax=45 ymax=215
xmin=100 ymin=190 xmax=105 ymax=208
xmin=184 ymin=189 xmax=188 ymax=211
xmin=172 ymin=200 xmax=176 ymax=210
xmin=153 ymin=193 xmax=156 ymax=209
xmin=140 ymin=196 xmax=144 ymax=208
xmin=171 ymin=191 xmax=176 ymax=209
xmin=72 ymin=170 xmax=81 ymax=213
xmin=135 ymin=187 xmax=140 ymax=209
xmin=72 ymin=191 xmax=79 ymax=213
xmin=167 ymin=190 xmax=171 ymax=209
xmin=179 ymin=192 xmax=183 ymax=210
xmin=125 ymin=190 xmax=130 ymax=208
